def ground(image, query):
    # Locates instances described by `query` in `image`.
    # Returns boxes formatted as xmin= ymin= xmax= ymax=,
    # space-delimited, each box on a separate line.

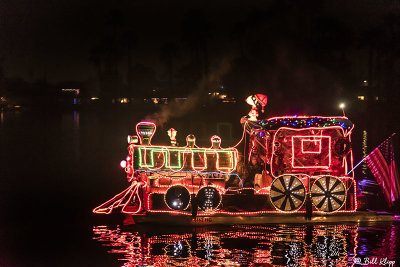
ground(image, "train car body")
xmin=93 ymin=112 xmax=393 ymax=224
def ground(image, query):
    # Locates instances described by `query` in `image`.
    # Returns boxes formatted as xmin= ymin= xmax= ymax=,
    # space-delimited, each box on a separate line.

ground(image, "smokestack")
xmin=136 ymin=121 xmax=156 ymax=145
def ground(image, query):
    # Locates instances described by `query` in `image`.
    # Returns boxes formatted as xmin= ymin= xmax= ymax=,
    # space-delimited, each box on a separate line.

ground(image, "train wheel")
xmin=311 ymin=176 xmax=346 ymax=213
xmin=270 ymin=175 xmax=306 ymax=212
xmin=165 ymin=185 xmax=191 ymax=211
xmin=196 ymin=186 xmax=222 ymax=212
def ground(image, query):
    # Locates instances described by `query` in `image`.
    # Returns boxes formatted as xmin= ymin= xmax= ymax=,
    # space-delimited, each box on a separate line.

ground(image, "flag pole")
xmin=347 ymin=132 xmax=397 ymax=175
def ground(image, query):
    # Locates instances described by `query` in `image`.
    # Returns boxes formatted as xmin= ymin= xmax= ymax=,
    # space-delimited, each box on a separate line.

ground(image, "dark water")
xmin=0 ymin=108 xmax=399 ymax=266
xmin=92 ymin=224 xmax=400 ymax=266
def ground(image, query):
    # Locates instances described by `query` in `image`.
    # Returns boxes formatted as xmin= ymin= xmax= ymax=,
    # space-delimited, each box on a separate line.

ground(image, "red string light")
xmin=94 ymin=114 xmax=358 ymax=218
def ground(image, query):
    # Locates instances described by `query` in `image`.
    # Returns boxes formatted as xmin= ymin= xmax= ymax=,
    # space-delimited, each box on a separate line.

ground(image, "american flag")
xmin=365 ymin=136 xmax=400 ymax=206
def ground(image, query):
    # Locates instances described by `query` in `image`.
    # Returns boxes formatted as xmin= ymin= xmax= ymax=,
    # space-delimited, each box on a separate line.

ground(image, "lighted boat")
xmin=93 ymin=96 xmax=393 ymax=225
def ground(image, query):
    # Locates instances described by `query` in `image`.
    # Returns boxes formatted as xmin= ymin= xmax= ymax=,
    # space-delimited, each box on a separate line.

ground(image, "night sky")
xmin=1 ymin=0 xmax=255 ymax=82
xmin=2 ymin=2 xmax=400 ymax=266
xmin=1 ymin=0 xmax=400 ymax=112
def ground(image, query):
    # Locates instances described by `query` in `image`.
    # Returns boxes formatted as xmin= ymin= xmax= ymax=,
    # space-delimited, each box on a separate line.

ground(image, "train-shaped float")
xmin=93 ymin=94 xmax=391 ymax=224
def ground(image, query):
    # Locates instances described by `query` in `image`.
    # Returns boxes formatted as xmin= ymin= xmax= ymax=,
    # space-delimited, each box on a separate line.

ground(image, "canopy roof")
xmin=253 ymin=116 xmax=354 ymax=131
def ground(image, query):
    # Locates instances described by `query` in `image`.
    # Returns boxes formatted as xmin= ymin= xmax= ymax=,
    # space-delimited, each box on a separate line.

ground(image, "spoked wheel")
xmin=311 ymin=176 xmax=346 ymax=213
xmin=196 ymin=186 xmax=222 ymax=212
xmin=270 ymin=175 xmax=306 ymax=212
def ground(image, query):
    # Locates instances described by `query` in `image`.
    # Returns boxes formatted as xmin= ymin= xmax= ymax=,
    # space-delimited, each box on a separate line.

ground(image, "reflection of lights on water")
xmin=312 ymin=231 xmax=347 ymax=266
xmin=173 ymin=241 xmax=183 ymax=256
xmin=202 ymin=237 xmax=214 ymax=260
xmin=285 ymin=242 xmax=304 ymax=267
xmin=329 ymin=238 xmax=341 ymax=257
xmin=92 ymin=224 xmax=400 ymax=266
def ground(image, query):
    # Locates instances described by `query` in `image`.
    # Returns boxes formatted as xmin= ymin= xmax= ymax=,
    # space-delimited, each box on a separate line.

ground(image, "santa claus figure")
xmin=245 ymin=94 xmax=268 ymax=121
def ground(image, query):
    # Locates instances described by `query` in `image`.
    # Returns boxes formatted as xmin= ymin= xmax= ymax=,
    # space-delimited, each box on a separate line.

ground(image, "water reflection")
xmin=73 ymin=111 xmax=80 ymax=161
xmin=60 ymin=111 xmax=81 ymax=162
xmin=93 ymin=223 xmax=399 ymax=266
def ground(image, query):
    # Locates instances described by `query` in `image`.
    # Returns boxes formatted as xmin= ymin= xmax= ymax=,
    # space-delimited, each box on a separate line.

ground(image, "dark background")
xmin=1 ymin=0 xmax=400 ymax=117
xmin=1 ymin=1 xmax=400 ymax=266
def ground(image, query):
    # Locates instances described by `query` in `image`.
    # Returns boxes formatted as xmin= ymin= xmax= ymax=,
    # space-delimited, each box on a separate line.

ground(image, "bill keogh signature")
xmin=354 ymin=257 xmax=395 ymax=267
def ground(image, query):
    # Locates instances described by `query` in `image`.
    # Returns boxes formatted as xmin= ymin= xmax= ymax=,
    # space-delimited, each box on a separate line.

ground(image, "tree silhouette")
xmin=181 ymin=10 xmax=212 ymax=77
xmin=160 ymin=42 xmax=180 ymax=96
xmin=122 ymin=31 xmax=137 ymax=93
xmin=89 ymin=9 xmax=126 ymax=100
